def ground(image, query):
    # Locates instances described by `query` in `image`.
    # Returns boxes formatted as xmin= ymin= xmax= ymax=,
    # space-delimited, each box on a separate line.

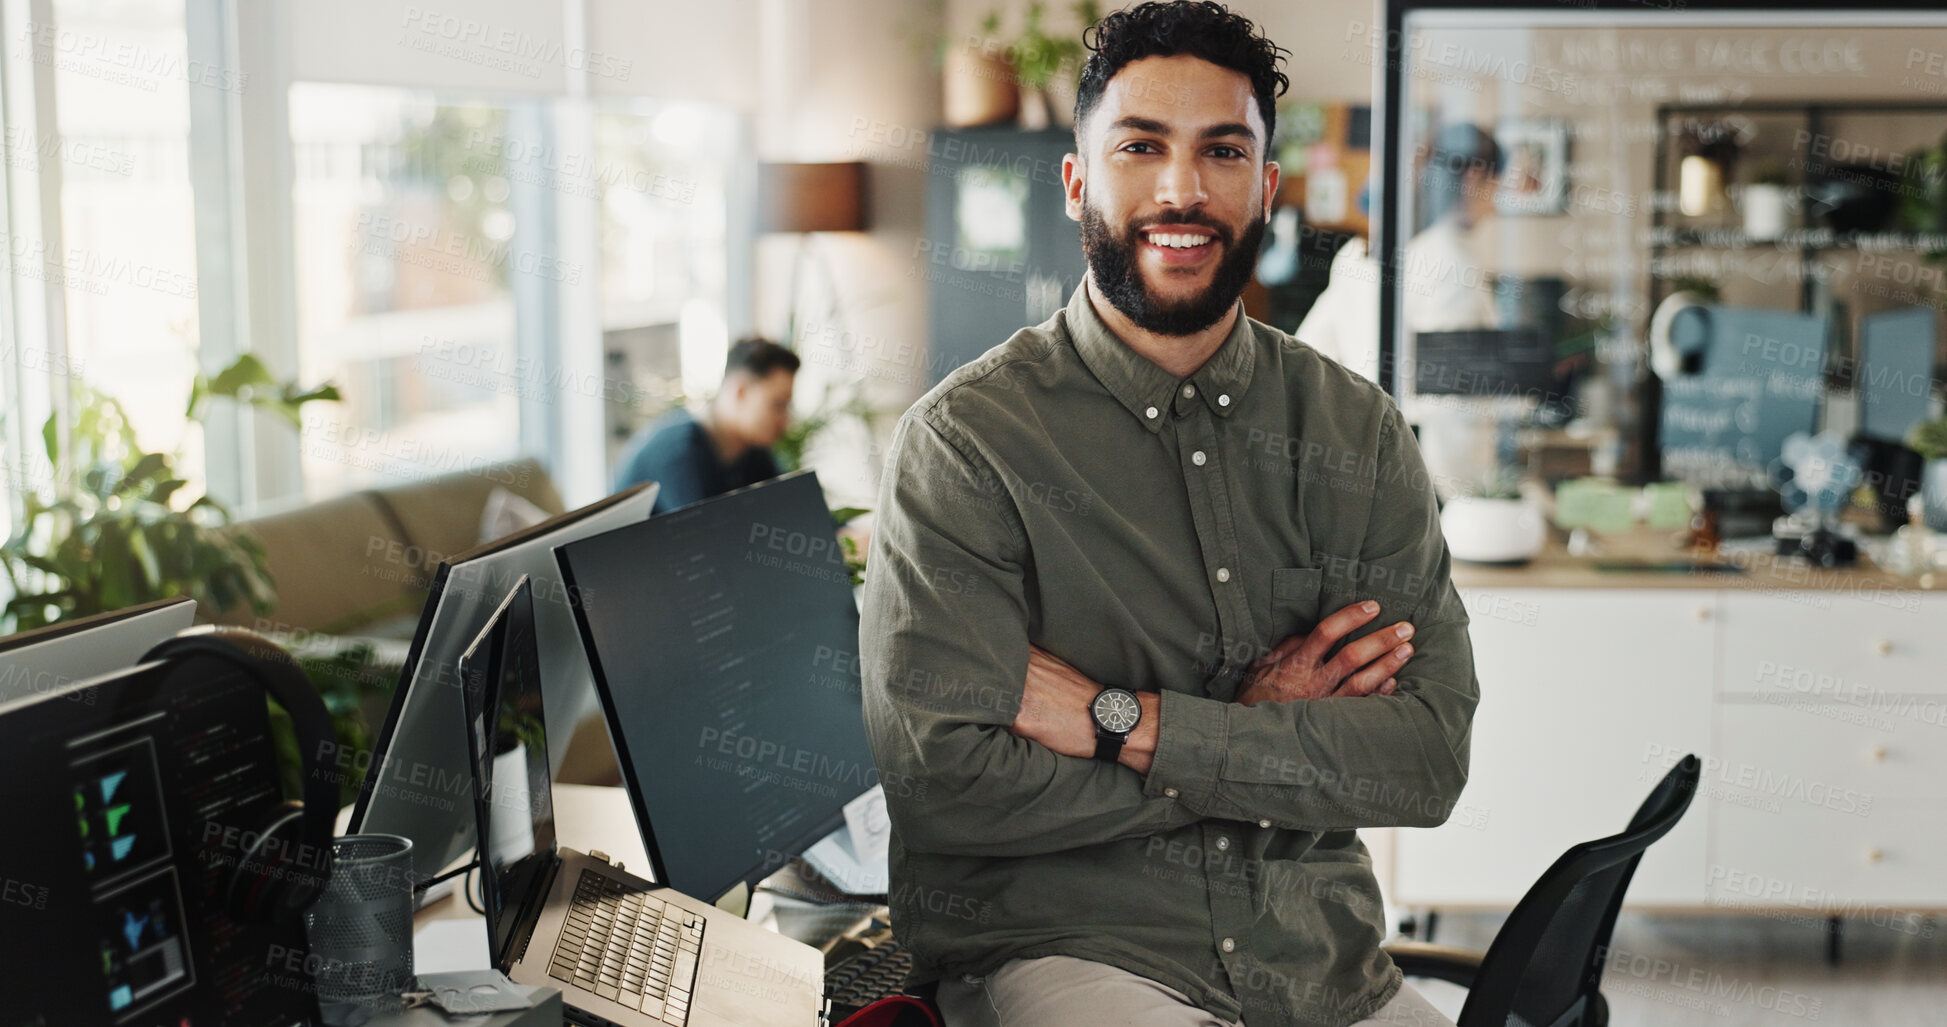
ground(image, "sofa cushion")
xmin=221 ymin=458 xmax=564 ymax=635
xmin=220 ymin=492 xmax=419 ymax=633
xmin=375 ymin=457 xmax=564 ymax=568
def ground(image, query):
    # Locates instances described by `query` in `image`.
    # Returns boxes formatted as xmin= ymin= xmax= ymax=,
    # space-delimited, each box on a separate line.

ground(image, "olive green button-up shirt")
xmin=859 ymin=281 xmax=1478 ymax=1027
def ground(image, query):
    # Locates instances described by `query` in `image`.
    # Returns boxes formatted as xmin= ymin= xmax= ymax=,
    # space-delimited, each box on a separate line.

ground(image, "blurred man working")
xmin=860 ymin=3 xmax=1477 ymax=1026
xmin=612 ymin=336 xmax=797 ymax=513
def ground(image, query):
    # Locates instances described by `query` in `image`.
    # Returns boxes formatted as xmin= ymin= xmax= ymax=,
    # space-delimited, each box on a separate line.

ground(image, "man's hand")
xmin=1235 ymin=600 xmax=1414 ymax=707
xmin=1011 ymin=645 xmax=1107 ymax=759
xmin=1012 ymin=646 xmax=1159 ymax=775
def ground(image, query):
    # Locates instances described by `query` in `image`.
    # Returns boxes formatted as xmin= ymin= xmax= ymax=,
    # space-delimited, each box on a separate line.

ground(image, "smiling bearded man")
xmin=859 ymin=3 xmax=1477 ymax=1026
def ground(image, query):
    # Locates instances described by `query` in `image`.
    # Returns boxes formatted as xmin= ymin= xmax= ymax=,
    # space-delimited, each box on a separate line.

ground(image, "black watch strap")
xmin=1093 ymin=730 xmax=1127 ymax=763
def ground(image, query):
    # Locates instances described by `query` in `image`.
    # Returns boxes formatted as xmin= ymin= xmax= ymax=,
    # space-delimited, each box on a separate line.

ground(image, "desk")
xmin=1449 ymin=525 xmax=1947 ymax=592
xmin=409 ymin=784 xmax=883 ymax=971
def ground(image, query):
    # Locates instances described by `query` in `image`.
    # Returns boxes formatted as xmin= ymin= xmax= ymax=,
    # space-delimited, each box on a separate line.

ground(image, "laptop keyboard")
xmin=549 ymin=870 xmax=706 ymax=1024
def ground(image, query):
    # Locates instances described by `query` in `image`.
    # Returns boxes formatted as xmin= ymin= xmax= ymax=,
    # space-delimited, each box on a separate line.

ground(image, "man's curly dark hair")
xmin=1074 ymin=1 xmax=1290 ymax=159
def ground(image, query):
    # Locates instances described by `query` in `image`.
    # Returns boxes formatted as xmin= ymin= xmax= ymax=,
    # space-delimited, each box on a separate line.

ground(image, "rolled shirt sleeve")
xmin=860 ymin=407 xmax=1200 ymax=858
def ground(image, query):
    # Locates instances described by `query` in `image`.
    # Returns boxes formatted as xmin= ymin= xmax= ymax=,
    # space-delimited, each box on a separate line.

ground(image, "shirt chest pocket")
xmin=1264 ymin=565 xmax=1327 ymax=649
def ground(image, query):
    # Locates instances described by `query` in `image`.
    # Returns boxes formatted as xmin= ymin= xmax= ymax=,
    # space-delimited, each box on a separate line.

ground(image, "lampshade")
xmin=758 ymin=162 xmax=867 ymax=234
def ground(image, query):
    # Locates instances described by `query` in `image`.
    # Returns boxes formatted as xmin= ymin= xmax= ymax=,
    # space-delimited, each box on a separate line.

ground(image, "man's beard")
xmin=1080 ymin=194 xmax=1267 ymax=337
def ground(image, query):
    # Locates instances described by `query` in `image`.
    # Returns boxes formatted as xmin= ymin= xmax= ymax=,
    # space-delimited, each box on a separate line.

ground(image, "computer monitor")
xmin=0 ymin=597 xmax=198 ymax=705
xmin=555 ymin=470 xmax=874 ymax=903
xmin=0 ymin=652 xmax=313 ymax=1025
xmin=1859 ymin=306 xmax=1935 ymax=445
xmin=350 ymin=482 xmax=657 ymax=891
xmin=456 ymin=575 xmax=557 ymax=972
xmin=1410 ymin=327 xmax=1554 ymax=398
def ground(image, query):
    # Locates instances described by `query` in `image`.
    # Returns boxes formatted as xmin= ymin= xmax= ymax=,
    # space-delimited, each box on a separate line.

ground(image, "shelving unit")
xmin=1642 ymin=100 xmax=1947 ymax=480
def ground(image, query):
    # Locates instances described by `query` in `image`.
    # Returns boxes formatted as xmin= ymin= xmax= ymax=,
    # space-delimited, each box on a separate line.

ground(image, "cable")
xmin=464 ymin=865 xmax=486 ymax=916
xmin=415 ymin=859 xmax=480 ymax=893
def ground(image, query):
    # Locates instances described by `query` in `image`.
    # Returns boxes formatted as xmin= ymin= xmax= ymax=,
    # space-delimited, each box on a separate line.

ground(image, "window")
xmin=593 ymin=100 xmax=739 ymax=473
xmin=47 ymin=0 xmax=205 ymax=481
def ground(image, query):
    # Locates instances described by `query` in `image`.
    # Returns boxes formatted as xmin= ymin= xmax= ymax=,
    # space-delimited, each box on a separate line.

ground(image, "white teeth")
xmin=1149 ymin=232 xmax=1211 ymax=249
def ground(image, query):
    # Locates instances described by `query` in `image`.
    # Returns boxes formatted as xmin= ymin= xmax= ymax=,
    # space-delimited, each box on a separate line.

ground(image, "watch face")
xmin=1092 ymin=689 xmax=1141 ymax=734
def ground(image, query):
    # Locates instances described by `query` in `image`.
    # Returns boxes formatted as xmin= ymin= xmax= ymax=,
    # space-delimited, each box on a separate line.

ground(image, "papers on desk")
xmin=414 ymin=918 xmax=490 ymax=975
xmin=799 ymin=785 xmax=890 ymax=895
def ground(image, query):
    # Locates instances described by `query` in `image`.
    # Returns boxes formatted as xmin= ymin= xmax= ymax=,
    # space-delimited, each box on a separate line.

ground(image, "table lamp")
xmin=758 ymin=162 xmax=868 ymax=347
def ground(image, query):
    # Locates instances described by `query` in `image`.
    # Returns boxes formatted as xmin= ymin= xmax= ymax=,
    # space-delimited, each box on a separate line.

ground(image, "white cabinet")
xmin=1390 ymin=587 xmax=1947 ymax=915
xmin=1394 ymin=590 xmax=1714 ymax=908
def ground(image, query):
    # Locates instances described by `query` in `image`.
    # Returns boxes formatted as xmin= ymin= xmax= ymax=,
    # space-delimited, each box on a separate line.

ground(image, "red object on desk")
xmin=837 ymin=995 xmax=943 ymax=1027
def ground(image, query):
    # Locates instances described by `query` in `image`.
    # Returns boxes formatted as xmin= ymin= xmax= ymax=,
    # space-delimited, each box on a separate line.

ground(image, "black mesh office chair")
xmin=1384 ymin=755 xmax=1702 ymax=1027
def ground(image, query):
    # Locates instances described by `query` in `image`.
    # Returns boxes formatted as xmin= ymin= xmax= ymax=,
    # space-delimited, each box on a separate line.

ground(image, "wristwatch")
xmin=1090 ymin=687 xmax=1142 ymax=762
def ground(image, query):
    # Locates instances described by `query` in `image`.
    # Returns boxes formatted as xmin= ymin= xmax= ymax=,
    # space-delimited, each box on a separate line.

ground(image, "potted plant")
xmin=1 ymin=355 xmax=338 ymax=630
xmin=1906 ymin=417 xmax=1947 ymax=532
xmin=966 ymin=2 xmax=1098 ymax=131
xmin=1439 ymin=467 xmax=1545 ymax=565
xmin=2 ymin=356 xmax=355 ymax=801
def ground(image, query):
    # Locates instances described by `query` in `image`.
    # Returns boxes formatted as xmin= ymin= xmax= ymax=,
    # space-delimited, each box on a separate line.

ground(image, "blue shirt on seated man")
xmin=612 ymin=336 xmax=799 ymax=514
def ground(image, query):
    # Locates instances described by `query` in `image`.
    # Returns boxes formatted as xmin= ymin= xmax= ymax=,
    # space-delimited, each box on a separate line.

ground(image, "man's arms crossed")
xmin=859 ymin=404 xmax=1478 ymax=857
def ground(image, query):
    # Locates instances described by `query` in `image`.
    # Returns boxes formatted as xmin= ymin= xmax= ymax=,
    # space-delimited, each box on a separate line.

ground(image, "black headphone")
xmin=142 ymin=627 xmax=339 ymax=924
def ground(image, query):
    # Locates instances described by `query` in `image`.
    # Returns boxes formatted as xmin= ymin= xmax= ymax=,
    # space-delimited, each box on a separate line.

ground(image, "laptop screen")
xmin=555 ymin=470 xmax=876 ymax=902
xmin=459 ymin=576 xmax=558 ymax=972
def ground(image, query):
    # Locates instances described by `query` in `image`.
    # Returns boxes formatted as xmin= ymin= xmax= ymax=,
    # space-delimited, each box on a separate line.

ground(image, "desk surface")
xmin=408 ymin=784 xmax=881 ymax=956
xmin=1448 ymin=526 xmax=1945 ymax=592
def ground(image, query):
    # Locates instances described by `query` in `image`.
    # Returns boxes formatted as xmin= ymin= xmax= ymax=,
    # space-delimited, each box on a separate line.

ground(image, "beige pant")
xmin=936 ymin=954 xmax=1455 ymax=1027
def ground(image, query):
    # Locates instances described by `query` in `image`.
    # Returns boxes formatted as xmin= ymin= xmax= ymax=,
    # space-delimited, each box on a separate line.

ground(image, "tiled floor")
xmin=1406 ymin=911 xmax=1947 ymax=1026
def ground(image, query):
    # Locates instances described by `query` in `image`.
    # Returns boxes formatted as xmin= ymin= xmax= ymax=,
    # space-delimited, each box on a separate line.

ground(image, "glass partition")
xmin=1379 ymin=6 xmax=1947 ymax=499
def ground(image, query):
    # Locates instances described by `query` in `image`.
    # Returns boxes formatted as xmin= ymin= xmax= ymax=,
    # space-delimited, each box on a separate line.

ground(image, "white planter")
xmin=1440 ymin=496 xmax=1545 ymax=565
xmin=1741 ymin=183 xmax=1790 ymax=241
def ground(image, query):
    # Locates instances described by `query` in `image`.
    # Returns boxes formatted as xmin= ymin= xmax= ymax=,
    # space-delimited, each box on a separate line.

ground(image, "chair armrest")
xmin=1383 ymin=940 xmax=1487 ymax=989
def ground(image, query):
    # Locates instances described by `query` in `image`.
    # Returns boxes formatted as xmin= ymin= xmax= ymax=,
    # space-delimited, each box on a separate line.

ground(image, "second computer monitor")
xmin=351 ymin=482 xmax=657 ymax=890
xmin=555 ymin=470 xmax=873 ymax=903
xmin=0 ymin=597 xmax=198 ymax=708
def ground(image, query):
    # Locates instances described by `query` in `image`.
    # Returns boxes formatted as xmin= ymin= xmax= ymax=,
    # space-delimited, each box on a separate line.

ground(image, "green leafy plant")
xmin=1897 ymin=130 xmax=1947 ymax=264
xmin=832 ymin=506 xmax=870 ymax=587
xmin=1906 ymin=418 xmax=1947 ymax=462
xmin=979 ymin=1 xmax=1100 ymax=92
xmin=1 ymin=356 xmax=339 ymax=631
xmin=270 ymin=641 xmax=397 ymax=805
xmin=773 ymin=377 xmax=876 ymax=474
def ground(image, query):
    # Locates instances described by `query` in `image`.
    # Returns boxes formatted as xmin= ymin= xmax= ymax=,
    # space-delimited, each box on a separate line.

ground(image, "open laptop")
xmin=459 ymin=575 xmax=826 ymax=1027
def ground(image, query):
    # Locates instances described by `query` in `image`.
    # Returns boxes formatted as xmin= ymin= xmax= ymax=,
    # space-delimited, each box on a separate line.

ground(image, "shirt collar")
xmin=1063 ymin=279 xmax=1257 ymax=434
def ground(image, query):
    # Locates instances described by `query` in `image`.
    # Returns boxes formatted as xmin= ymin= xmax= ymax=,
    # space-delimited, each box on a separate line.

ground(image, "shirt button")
xmin=1145 ymin=405 xmax=1159 ymax=419
xmin=1218 ymin=393 xmax=1231 ymax=407
xmin=1258 ymin=818 xmax=1272 ymax=828
xmin=1221 ymin=938 xmax=1236 ymax=953
xmin=1216 ymin=567 xmax=1231 ymax=583
xmin=1215 ymin=836 xmax=1230 ymax=851
xmin=1182 ymin=383 xmax=1196 ymax=398
xmin=1192 ymin=451 xmax=1206 ymax=466
xmin=1164 ymin=787 xmax=1180 ymax=798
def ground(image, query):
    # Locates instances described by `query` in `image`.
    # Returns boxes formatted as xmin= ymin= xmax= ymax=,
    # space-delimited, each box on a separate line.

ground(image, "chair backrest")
xmin=1458 ymin=755 xmax=1701 ymax=1027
